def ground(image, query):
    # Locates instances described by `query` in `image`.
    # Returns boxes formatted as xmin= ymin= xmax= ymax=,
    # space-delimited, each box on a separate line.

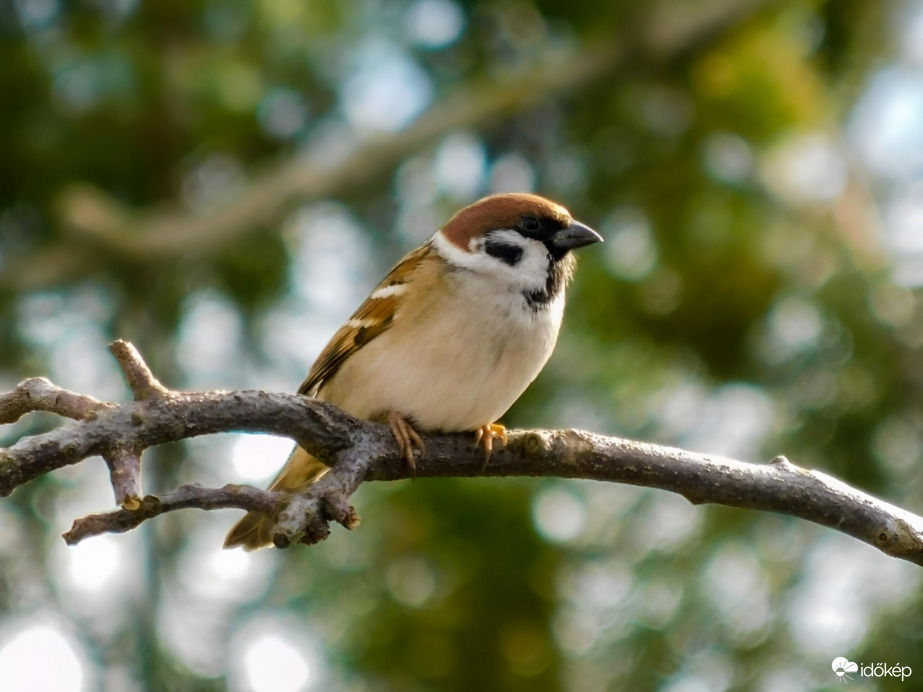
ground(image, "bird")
xmin=224 ymin=192 xmax=602 ymax=550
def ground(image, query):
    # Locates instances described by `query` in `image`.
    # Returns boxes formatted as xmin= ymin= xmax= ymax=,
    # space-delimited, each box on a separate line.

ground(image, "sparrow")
xmin=224 ymin=192 xmax=602 ymax=550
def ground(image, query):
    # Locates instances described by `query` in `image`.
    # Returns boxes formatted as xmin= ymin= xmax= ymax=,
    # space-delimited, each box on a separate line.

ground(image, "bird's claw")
xmin=389 ymin=412 xmax=425 ymax=478
xmin=474 ymin=423 xmax=508 ymax=466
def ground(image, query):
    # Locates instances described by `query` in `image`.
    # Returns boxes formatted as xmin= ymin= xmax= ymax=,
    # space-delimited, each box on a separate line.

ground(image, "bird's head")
xmin=434 ymin=193 xmax=602 ymax=307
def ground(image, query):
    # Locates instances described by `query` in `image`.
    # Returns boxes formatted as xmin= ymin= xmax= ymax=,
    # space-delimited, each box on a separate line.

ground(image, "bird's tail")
xmin=223 ymin=445 xmax=330 ymax=551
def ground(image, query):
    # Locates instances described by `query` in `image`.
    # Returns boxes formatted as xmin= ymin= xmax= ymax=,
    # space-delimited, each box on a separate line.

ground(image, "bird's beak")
xmin=551 ymin=220 xmax=603 ymax=251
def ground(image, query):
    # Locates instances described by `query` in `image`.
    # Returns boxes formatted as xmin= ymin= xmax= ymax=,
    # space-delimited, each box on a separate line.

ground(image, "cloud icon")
xmin=832 ymin=657 xmax=859 ymax=678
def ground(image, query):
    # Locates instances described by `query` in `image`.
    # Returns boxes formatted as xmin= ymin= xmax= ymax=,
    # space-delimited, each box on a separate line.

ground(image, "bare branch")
xmin=63 ymin=484 xmax=285 ymax=544
xmin=103 ymin=448 xmax=143 ymax=510
xmin=2 ymin=340 xmax=922 ymax=565
xmin=109 ymin=339 xmax=169 ymax=400
xmin=0 ymin=377 xmax=111 ymax=423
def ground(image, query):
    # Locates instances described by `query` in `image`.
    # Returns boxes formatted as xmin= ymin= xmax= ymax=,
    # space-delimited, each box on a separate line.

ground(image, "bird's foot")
xmin=474 ymin=422 xmax=508 ymax=460
xmin=388 ymin=412 xmax=425 ymax=477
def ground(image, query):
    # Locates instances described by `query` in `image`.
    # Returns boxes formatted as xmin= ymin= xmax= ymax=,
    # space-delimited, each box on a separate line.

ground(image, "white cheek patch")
xmin=482 ymin=229 xmax=550 ymax=291
xmin=431 ymin=230 xmax=483 ymax=271
xmin=432 ymin=229 xmax=551 ymax=294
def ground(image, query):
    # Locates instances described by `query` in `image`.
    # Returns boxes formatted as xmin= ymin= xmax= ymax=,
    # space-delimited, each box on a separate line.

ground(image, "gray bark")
xmin=1 ymin=340 xmax=921 ymax=565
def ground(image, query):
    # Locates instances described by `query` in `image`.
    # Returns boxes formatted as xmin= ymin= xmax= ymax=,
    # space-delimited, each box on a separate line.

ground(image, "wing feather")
xmin=298 ymin=241 xmax=432 ymax=396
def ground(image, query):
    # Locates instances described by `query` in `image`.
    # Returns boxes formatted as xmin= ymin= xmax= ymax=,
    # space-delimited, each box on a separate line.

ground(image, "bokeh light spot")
xmin=386 ymin=555 xmax=437 ymax=608
xmin=533 ymin=486 xmax=586 ymax=543
xmin=342 ymin=39 xmax=433 ymax=132
xmin=231 ymin=434 xmax=294 ymax=482
xmin=0 ymin=624 xmax=85 ymax=692
xmin=435 ymin=132 xmax=486 ymax=199
xmin=66 ymin=535 xmax=121 ymax=592
xmin=602 ymin=207 xmax=658 ymax=281
xmin=242 ymin=633 xmax=311 ymax=692
xmin=406 ymin=0 xmax=465 ymax=47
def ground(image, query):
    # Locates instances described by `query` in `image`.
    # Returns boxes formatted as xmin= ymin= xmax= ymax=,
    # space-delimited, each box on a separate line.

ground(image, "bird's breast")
xmin=318 ymin=274 xmax=564 ymax=431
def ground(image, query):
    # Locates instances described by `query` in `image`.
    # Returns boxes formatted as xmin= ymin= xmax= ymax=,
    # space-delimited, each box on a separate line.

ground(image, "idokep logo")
xmin=832 ymin=658 xmax=858 ymax=683
xmin=832 ymin=657 xmax=912 ymax=683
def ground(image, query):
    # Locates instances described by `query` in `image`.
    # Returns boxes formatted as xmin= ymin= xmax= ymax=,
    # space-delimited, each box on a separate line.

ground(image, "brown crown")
xmin=440 ymin=193 xmax=572 ymax=250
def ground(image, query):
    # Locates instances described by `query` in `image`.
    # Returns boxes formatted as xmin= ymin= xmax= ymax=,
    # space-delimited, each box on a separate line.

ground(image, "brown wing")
xmin=298 ymin=241 xmax=432 ymax=396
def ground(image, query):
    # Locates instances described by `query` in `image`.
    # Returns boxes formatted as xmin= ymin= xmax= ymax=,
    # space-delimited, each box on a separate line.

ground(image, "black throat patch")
xmin=524 ymin=255 xmax=567 ymax=310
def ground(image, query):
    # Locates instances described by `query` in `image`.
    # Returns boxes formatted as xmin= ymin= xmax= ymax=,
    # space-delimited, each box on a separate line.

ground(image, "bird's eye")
xmin=520 ymin=216 xmax=541 ymax=232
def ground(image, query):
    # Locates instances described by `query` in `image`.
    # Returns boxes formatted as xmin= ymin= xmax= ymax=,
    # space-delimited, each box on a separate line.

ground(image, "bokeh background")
xmin=2 ymin=0 xmax=923 ymax=689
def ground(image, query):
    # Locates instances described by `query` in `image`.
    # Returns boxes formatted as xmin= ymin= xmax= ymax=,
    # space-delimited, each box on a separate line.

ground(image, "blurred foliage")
xmin=2 ymin=0 xmax=923 ymax=690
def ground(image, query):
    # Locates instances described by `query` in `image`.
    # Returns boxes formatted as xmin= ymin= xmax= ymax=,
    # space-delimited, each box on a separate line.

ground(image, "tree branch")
xmin=0 ymin=340 xmax=921 ymax=564
xmin=0 ymin=377 xmax=112 ymax=423
xmin=63 ymin=483 xmax=286 ymax=544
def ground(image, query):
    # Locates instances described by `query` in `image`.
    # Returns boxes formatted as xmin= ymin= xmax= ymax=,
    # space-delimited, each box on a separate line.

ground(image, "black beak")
xmin=550 ymin=220 xmax=603 ymax=252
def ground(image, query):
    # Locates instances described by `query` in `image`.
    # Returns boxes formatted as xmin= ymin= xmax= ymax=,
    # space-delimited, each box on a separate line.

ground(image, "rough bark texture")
xmin=2 ymin=340 xmax=922 ymax=565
